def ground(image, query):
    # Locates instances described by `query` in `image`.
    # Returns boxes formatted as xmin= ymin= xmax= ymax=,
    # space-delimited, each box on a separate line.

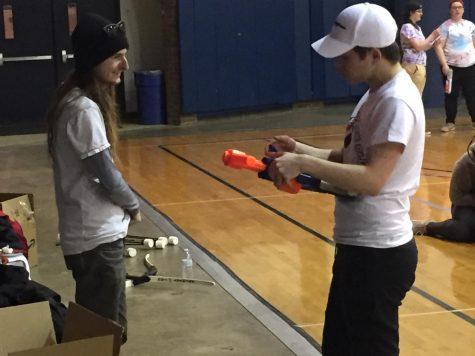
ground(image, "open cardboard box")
xmin=0 ymin=193 xmax=38 ymax=267
xmin=0 ymin=301 xmax=122 ymax=356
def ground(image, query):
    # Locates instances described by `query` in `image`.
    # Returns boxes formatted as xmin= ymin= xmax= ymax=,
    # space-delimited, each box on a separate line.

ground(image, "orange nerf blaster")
xmin=222 ymin=149 xmax=301 ymax=193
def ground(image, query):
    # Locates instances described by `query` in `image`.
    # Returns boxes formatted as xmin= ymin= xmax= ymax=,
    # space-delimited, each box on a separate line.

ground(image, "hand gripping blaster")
xmin=222 ymin=148 xmax=356 ymax=197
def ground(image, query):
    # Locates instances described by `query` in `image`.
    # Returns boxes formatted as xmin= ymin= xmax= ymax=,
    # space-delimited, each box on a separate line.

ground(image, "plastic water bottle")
xmin=445 ymin=68 xmax=453 ymax=94
xmin=181 ymin=248 xmax=193 ymax=278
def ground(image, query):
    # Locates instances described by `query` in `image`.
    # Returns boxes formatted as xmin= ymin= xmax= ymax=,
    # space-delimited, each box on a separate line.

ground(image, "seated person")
xmin=413 ymin=138 xmax=475 ymax=241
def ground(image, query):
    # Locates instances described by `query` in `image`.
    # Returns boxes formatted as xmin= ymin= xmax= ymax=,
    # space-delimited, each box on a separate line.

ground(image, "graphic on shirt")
xmin=452 ymin=33 xmax=469 ymax=50
xmin=344 ymin=110 xmax=367 ymax=165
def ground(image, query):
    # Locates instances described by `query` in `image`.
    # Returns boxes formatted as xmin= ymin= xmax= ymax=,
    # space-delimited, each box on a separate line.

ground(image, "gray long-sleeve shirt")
xmin=84 ymin=149 xmax=139 ymax=215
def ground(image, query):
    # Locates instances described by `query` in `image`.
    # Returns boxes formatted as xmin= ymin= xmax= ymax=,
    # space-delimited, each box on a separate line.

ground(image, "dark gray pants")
xmin=64 ymin=239 xmax=127 ymax=342
xmin=426 ymin=206 xmax=475 ymax=242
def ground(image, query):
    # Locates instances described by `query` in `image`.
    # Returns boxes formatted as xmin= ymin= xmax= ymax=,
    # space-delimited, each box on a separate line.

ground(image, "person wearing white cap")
xmin=265 ymin=3 xmax=424 ymax=355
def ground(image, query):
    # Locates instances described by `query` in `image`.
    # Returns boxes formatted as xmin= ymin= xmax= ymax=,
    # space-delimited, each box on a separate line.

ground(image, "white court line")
xmin=295 ymin=307 xmax=475 ymax=329
xmin=411 ymin=197 xmax=451 ymax=211
xmin=153 ymin=191 xmax=315 ymax=207
xmin=399 ymin=308 xmax=475 ymax=319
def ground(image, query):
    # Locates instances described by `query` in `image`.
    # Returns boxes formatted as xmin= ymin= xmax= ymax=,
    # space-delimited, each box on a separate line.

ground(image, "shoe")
xmin=412 ymin=220 xmax=429 ymax=236
xmin=425 ymin=131 xmax=431 ymax=136
xmin=440 ymin=123 xmax=455 ymax=132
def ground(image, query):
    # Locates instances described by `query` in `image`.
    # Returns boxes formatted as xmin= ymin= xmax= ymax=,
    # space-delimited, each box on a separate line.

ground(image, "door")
xmin=0 ymin=0 xmax=121 ymax=134
xmin=0 ymin=0 xmax=56 ymax=134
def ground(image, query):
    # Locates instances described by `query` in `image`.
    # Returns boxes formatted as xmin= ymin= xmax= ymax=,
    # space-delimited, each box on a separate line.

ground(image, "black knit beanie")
xmin=72 ymin=13 xmax=129 ymax=72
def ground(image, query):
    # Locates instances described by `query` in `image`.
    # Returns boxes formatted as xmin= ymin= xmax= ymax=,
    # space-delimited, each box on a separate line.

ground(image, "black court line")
xmin=421 ymin=167 xmax=453 ymax=173
xmin=159 ymin=146 xmax=334 ymax=245
xmin=158 ymin=145 xmax=475 ymax=327
xmin=152 ymin=134 xmax=345 ymax=148
xmin=411 ymin=286 xmax=475 ymax=325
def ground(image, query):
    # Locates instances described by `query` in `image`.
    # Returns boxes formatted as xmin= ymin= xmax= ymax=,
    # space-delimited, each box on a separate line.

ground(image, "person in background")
xmin=413 ymin=137 xmax=475 ymax=242
xmin=434 ymin=0 xmax=475 ymax=132
xmin=267 ymin=3 xmax=423 ymax=355
xmin=46 ymin=13 xmax=141 ymax=343
xmin=400 ymin=0 xmax=440 ymax=135
xmin=400 ymin=1 xmax=440 ymax=94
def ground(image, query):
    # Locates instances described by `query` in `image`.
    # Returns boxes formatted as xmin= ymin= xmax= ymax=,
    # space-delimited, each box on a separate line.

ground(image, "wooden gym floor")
xmin=119 ymin=116 xmax=475 ymax=355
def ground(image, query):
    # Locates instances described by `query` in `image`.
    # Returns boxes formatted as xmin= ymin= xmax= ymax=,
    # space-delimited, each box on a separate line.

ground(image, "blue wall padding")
xmin=179 ymin=0 xmax=474 ymax=115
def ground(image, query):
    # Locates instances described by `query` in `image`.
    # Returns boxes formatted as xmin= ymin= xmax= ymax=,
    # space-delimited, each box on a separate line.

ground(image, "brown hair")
xmin=449 ymin=0 xmax=463 ymax=7
xmin=354 ymin=42 xmax=401 ymax=65
xmin=46 ymin=71 xmax=120 ymax=162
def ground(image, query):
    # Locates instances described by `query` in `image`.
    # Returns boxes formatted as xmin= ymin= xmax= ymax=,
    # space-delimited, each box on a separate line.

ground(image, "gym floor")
xmin=1 ymin=103 xmax=473 ymax=355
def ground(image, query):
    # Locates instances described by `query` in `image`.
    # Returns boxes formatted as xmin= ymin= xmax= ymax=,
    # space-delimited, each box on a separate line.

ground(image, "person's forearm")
xmin=434 ymin=46 xmax=447 ymax=67
xmin=84 ymin=150 xmax=139 ymax=212
xmin=294 ymin=142 xmax=342 ymax=162
xmin=298 ymin=155 xmax=383 ymax=196
xmin=411 ymin=38 xmax=433 ymax=52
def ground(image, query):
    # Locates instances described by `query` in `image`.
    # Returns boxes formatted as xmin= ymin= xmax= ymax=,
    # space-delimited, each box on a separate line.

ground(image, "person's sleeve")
xmin=401 ymin=24 xmax=416 ymax=39
xmin=66 ymin=107 xmax=110 ymax=159
xmin=440 ymin=22 xmax=449 ymax=40
xmin=83 ymin=149 xmax=140 ymax=213
xmin=370 ymin=97 xmax=415 ymax=147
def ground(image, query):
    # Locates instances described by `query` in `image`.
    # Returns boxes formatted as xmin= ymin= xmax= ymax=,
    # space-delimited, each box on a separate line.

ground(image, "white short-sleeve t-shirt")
xmin=333 ymin=71 xmax=425 ymax=248
xmin=53 ymin=88 xmax=130 ymax=255
xmin=440 ymin=19 xmax=475 ymax=67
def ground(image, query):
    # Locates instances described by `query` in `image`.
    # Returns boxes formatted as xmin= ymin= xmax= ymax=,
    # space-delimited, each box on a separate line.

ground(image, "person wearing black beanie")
xmin=46 ymin=13 xmax=140 ymax=345
xmin=72 ymin=13 xmax=129 ymax=73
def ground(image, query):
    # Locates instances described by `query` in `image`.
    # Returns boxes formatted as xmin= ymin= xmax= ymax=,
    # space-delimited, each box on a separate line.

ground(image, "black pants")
xmin=426 ymin=205 xmax=475 ymax=242
xmin=322 ymin=239 xmax=418 ymax=356
xmin=444 ymin=64 xmax=475 ymax=124
xmin=64 ymin=239 xmax=127 ymax=343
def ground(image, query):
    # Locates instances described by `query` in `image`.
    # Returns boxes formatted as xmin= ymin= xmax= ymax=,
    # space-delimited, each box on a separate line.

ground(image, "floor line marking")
xmin=411 ymin=197 xmax=451 ymax=211
xmin=295 ymin=307 xmax=475 ymax=328
xmin=152 ymin=192 xmax=316 ymax=207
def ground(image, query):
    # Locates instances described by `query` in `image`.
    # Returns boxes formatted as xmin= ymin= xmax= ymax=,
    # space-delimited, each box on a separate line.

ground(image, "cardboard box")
xmin=0 ymin=193 xmax=38 ymax=267
xmin=0 ymin=302 xmax=122 ymax=356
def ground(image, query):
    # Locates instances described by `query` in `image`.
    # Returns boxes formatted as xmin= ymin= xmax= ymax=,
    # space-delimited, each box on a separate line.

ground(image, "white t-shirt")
xmin=440 ymin=19 xmax=475 ymax=67
xmin=333 ymin=70 xmax=425 ymax=248
xmin=53 ymin=88 xmax=130 ymax=255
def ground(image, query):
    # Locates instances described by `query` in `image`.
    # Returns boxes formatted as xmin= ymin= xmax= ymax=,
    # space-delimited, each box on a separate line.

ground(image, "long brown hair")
xmin=46 ymin=70 xmax=120 ymax=162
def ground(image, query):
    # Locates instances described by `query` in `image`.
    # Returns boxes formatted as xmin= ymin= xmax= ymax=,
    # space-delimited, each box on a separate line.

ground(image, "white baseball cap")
xmin=311 ymin=3 xmax=397 ymax=58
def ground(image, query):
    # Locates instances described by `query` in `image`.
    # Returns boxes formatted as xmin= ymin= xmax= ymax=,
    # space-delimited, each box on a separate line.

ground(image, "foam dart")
xmin=167 ymin=236 xmax=179 ymax=245
xmin=155 ymin=238 xmax=167 ymax=249
xmin=222 ymin=149 xmax=266 ymax=172
xmin=124 ymin=247 xmax=137 ymax=258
